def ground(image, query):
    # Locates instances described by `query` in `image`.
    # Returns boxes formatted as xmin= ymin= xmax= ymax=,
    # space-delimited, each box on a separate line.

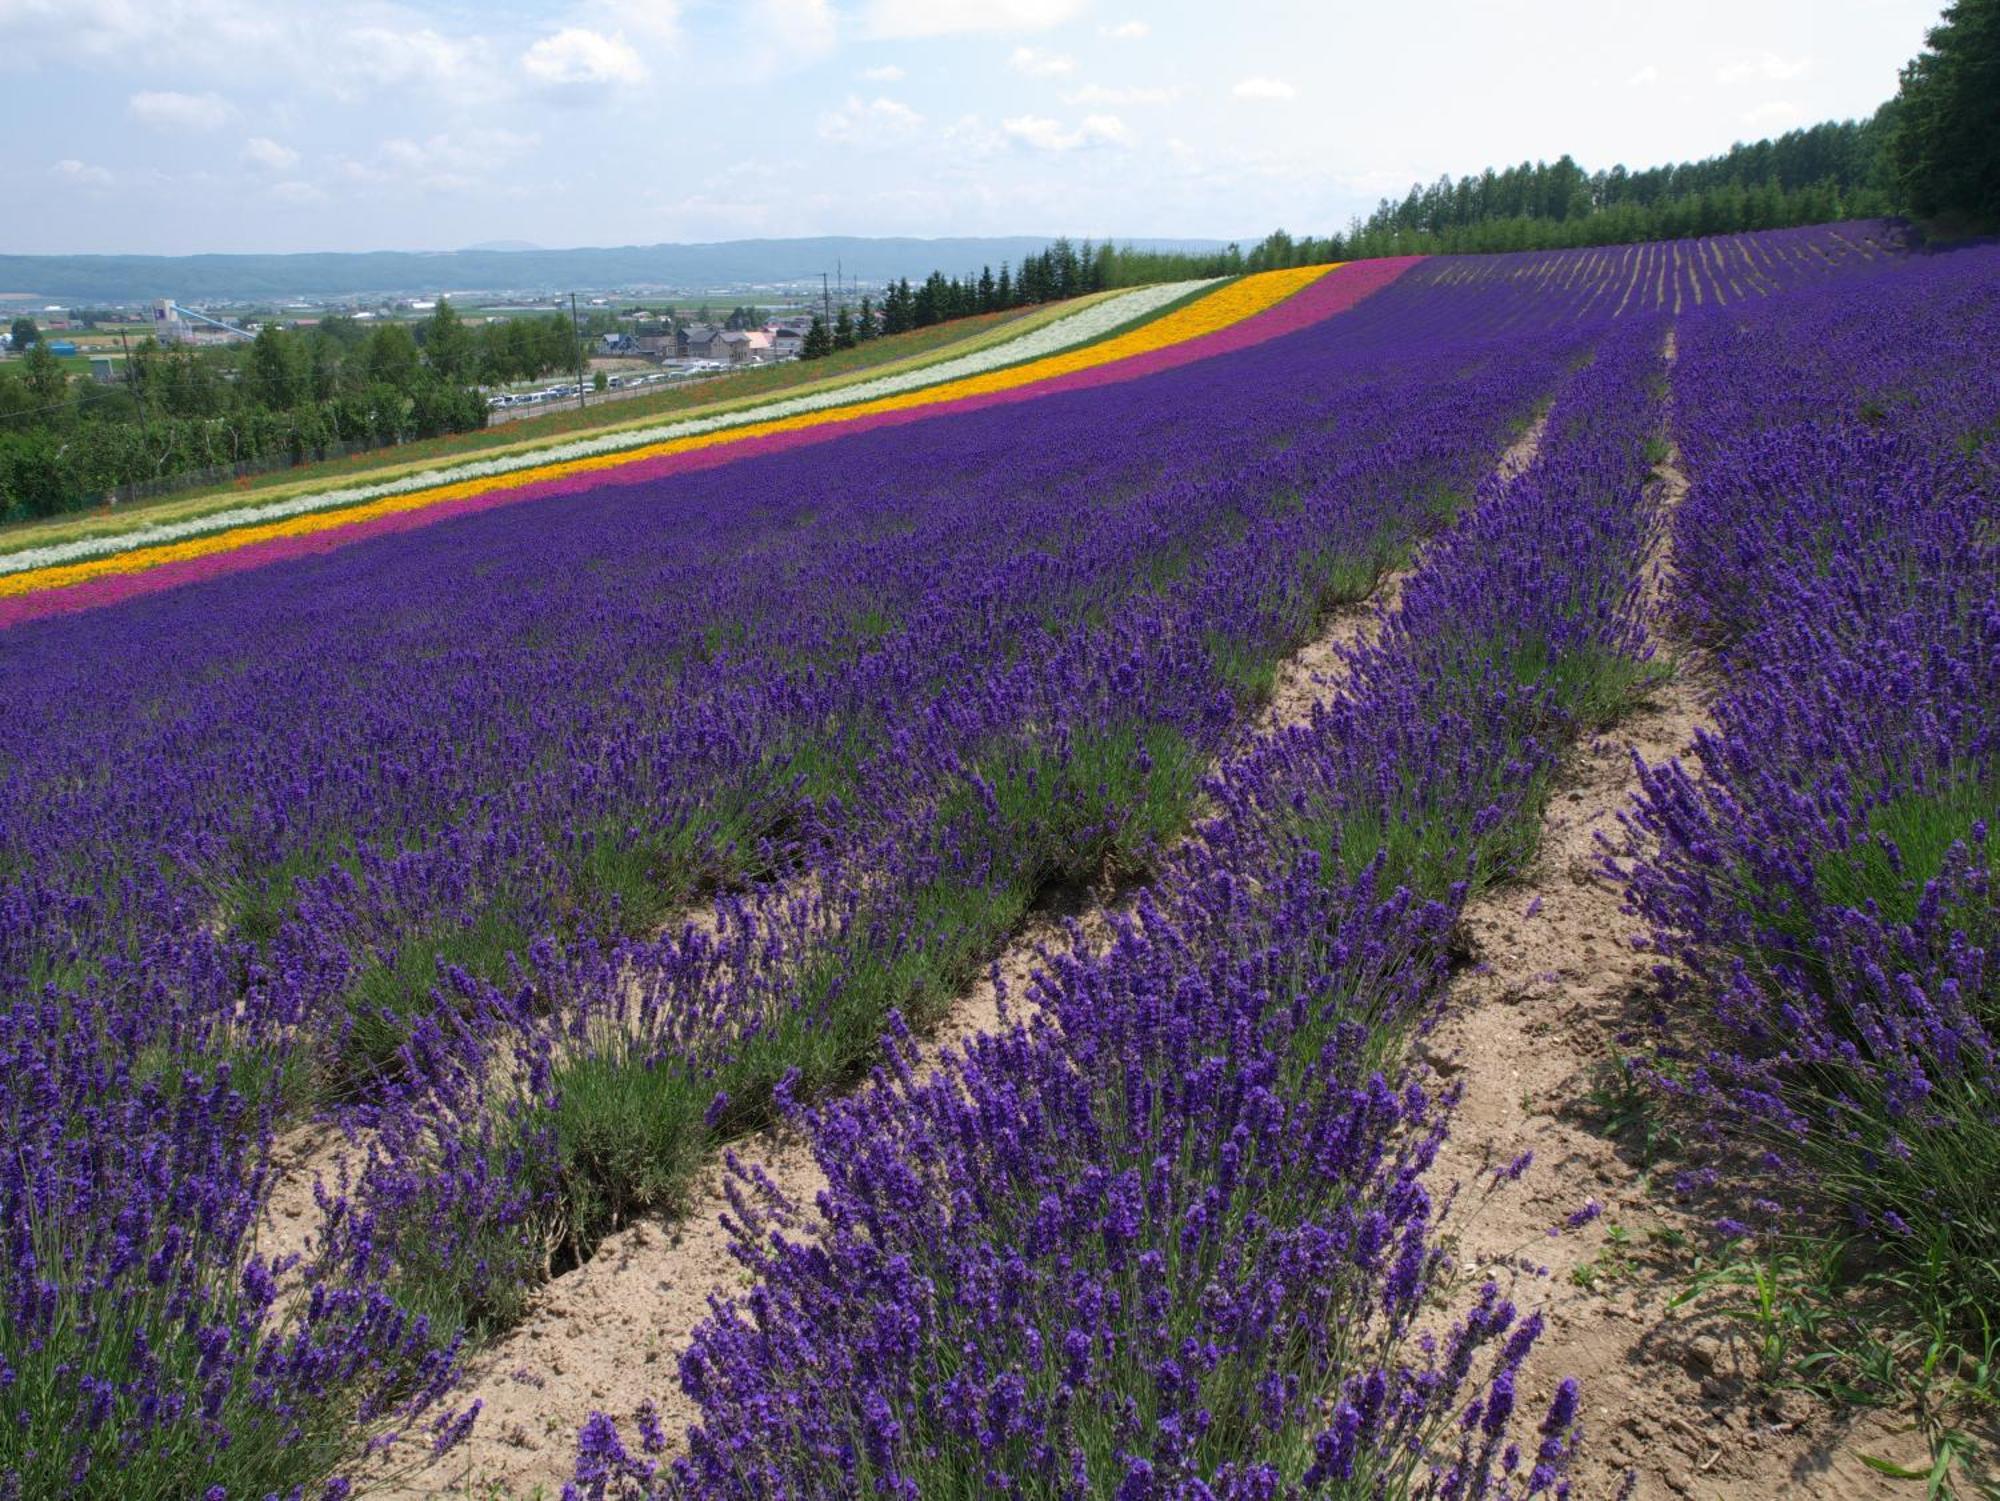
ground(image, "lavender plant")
xmin=1622 ymin=243 xmax=2000 ymax=1335
xmin=571 ymin=283 xmax=1679 ymax=1500
xmin=0 ymin=224 xmax=1910 ymax=1493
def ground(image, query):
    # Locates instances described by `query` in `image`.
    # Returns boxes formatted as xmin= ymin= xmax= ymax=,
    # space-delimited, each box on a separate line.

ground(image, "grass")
xmin=382 ymin=714 xmax=1213 ymax=1338
xmin=1665 ymin=1232 xmax=2000 ymax=1497
xmin=384 ymin=502 xmax=1399 ymax=1339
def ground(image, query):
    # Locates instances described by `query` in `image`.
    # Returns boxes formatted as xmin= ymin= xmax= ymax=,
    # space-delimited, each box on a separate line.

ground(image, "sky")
xmin=0 ymin=0 xmax=1944 ymax=257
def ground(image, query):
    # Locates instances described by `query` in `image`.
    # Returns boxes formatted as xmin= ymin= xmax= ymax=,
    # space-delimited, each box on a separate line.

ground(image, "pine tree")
xmin=882 ymin=279 xmax=914 ymax=335
xmin=801 ymin=314 xmax=832 ymax=359
xmin=855 ymin=296 xmax=877 ymax=341
xmin=832 ymin=306 xmax=856 ymax=350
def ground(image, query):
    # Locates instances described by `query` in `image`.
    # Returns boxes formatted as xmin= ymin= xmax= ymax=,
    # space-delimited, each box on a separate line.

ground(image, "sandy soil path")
xmin=1417 ymin=332 xmax=1927 ymax=1498
xmin=371 ymin=411 xmax=1556 ymax=1498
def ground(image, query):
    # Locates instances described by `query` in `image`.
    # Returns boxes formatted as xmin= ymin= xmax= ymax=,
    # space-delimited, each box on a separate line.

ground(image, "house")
xmin=677 ymin=323 xmax=722 ymax=360
xmin=717 ymin=330 xmax=756 ymax=365
xmin=769 ymin=326 xmax=805 ymax=360
xmin=599 ymin=332 xmax=636 ymax=355
xmin=635 ymin=332 xmax=673 ymax=358
xmin=719 ymin=329 xmax=775 ymax=365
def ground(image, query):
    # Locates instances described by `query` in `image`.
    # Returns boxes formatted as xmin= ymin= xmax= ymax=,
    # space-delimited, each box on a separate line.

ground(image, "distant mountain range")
xmin=0 ymin=236 xmax=1236 ymax=304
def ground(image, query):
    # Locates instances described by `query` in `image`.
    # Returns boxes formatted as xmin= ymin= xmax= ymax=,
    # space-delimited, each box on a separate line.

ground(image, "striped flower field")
xmin=0 ymin=261 xmax=1404 ymax=626
xmin=3 ymin=221 xmax=1994 ymax=1500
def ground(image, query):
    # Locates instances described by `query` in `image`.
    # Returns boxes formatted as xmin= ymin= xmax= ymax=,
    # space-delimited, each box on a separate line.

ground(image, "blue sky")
xmin=0 ymin=0 xmax=1942 ymax=256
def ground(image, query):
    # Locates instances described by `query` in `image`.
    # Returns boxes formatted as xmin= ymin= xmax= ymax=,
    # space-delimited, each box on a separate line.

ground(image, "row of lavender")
xmin=1 ymin=264 xmax=1610 ymax=1499
xmin=1623 ymin=244 xmax=2000 ymax=1328
xmin=323 ymin=269 xmax=1625 ymax=1354
xmin=563 ymin=307 xmax=1678 ymax=1497
xmin=0 ymin=230 xmax=1905 ymax=1498
xmin=1 ymin=264 xmax=1586 ymax=1098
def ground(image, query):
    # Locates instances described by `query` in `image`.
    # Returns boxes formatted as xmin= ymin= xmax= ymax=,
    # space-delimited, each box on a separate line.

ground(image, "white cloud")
xmin=1010 ymin=45 xmax=1075 ymax=77
xmin=1002 ymin=112 xmax=1132 ymax=151
xmin=127 ymin=89 xmax=234 ymax=130
xmin=744 ymin=0 xmax=836 ymax=65
xmin=521 ymin=27 xmax=646 ymax=86
xmin=339 ymin=129 xmax=539 ymax=192
xmin=587 ymin=0 xmax=681 ymax=44
xmin=1 ymin=0 xmax=282 ymax=67
xmin=863 ymin=0 xmax=1084 ymax=39
xmin=334 ymin=25 xmax=501 ymax=104
xmin=1626 ymin=64 xmax=1660 ymax=87
xmin=860 ymin=63 xmax=906 ymax=81
xmin=1065 ymin=82 xmax=1176 ymax=105
xmin=1741 ymin=99 xmax=1803 ymax=128
xmin=1716 ymin=52 xmax=1811 ymax=84
xmin=270 ymin=180 xmax=327 ymax=205
xmin=241 ymin=136 xmax=300 ymax=172
xmin=1099 ymin=20 xmax=1149 ymax=39
xmin=1231 ymin=76 xmax=1297 ymax=100
xmin=50 ymin=158 xmax=113 ymax=187
xmin=818 ymin=94 xmax=925 ymax=144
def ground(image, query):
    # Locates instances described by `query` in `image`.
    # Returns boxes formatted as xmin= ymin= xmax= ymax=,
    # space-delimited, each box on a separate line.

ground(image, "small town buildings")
xmin=717 ymin=329 xmax=776 ymax=365
xmin=677 ymin=323 xmax=723 ymax=360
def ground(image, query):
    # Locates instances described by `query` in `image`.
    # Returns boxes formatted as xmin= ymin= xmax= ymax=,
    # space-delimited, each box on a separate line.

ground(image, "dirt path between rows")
xmin=1418 ymin=332 xmax=1927 ymax=1498
xmin=373 ymin=412 xmax=1556 ymax=1499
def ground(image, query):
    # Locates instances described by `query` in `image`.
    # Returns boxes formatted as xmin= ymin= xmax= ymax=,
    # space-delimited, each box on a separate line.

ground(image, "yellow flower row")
xmin=5 ymin=265 xmax=1336 ymax=602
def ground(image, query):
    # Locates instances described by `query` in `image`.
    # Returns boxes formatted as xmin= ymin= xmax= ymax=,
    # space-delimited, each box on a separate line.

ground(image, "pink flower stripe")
xmin=0 ymin=258 xmax=1419 ymax=629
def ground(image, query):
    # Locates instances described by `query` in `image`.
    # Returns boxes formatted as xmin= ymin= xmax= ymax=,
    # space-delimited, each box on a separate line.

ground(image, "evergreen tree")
xmin=1888 ymin=0 xmax=2000 ymax=228
xmin=801 ymin=314 xmax=832 ymax=359
xmin=832 ymin=306 xmax=856 ymax=351
xmin=856 ymin=295 xmax=878 ymax=340
xmin=881 ymin=279 xmax=915 ymax=335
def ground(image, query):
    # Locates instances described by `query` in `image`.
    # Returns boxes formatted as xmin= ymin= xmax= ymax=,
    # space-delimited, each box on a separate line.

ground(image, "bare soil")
xmin=335 ymin=395 xmax=1935 ymax=1497
xmin=371 ymin=448 xmax=1451 ymax=1498
xmin=1416 ymin=357 xmax=1929 ymax=1497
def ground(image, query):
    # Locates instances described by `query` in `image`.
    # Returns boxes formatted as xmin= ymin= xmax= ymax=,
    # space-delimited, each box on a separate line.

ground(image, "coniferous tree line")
xmin=872 ymin=0 xmax=1995 ymax=323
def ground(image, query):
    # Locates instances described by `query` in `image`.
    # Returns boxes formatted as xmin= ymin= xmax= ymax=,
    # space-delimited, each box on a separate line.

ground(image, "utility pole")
xmin=570 ymin=291 xmax=586 ymax=410
xmin=821 ymin=272 xmax=831 ymax=326
xmin=117 ymin=325 xmax=147 ymax=434
xmin=117 ymin=324 xmax=147 ymax=507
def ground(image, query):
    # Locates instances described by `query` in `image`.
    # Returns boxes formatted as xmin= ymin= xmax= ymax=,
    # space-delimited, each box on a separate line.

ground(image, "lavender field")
xmin=2 ymin=223 xmax=1995 ymax=1499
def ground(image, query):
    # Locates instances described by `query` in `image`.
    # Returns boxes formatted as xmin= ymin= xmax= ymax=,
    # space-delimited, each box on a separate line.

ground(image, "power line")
xmin=0 ymin=379 xmax=137 ymax=422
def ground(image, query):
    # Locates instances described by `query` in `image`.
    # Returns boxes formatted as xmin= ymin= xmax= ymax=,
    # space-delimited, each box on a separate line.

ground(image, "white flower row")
xmin=2 ymin=279 xmax=1217 ymax=579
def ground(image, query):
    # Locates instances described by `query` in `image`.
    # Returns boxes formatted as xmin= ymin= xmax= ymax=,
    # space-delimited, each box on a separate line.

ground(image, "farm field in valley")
xmin=1 ymin=222 xmax=1995 ymax=1501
